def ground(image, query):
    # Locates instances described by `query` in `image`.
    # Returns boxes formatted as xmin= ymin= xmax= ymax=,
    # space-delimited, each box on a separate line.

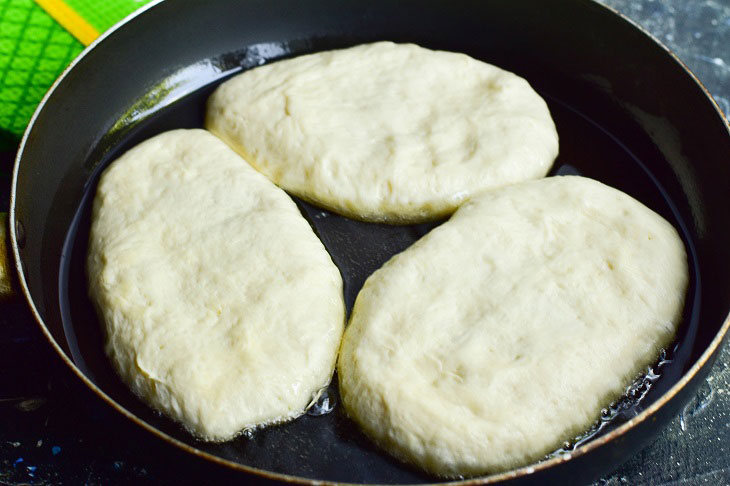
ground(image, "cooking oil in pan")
xmin=57 ymin=58 xmax=701 ymax=483
xmin=548 ymin=347 xmax=675 ymax=460
xmin=307 ymin=389 xmax=336 ymax=417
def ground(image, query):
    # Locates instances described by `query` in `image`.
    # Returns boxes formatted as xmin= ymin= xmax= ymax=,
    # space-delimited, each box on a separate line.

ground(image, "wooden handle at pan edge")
xmin=0 ymin=212 xmax=17 ymax=301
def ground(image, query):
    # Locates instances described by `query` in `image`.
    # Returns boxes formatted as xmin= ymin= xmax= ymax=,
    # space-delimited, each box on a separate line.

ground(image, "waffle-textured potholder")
xmin=0 ymin=0 xmax=153 ymax=151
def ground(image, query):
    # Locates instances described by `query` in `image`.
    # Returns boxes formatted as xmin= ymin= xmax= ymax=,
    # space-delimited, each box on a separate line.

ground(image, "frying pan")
xmin=2 ymin=0 xmax=729 ymax=484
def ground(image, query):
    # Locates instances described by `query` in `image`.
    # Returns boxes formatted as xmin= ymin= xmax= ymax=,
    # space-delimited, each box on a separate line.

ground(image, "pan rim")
xmin=8 ymin=0 xmax=730 ymax=484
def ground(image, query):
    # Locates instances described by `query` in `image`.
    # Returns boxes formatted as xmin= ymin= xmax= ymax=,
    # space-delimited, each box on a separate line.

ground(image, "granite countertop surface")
xmin=1 ymin=0 xmax=729 ymax=484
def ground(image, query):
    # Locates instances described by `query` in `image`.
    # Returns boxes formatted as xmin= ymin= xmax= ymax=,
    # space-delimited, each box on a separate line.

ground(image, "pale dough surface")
xmin=205 ymin=41 xmax=559 ymax=223
xmin=88 ymin=129 xmax=345 ymax=441
xmin=338 ymin=176 xmax=688 ymax=477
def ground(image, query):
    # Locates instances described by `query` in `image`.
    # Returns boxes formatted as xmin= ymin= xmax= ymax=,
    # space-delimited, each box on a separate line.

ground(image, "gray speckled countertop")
xmin=593 ymin=3 xmax=730 ymax=484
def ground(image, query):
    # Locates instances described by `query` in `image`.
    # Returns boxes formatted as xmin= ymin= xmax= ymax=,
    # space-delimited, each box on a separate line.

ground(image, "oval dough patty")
xmin=88 ymin=129 xmax=345 ymax=441
xmin=338 ymin=176 xmax=688 ymax=477
xmin=205 ymin=42 xmax=559 ymax=223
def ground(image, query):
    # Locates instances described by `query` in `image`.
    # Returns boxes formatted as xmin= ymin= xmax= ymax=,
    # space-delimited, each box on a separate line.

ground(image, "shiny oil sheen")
xmin=57 ymin=43 xmax=699 ymax=483
xmin=11 ymin=1 xmax=730 ymax=484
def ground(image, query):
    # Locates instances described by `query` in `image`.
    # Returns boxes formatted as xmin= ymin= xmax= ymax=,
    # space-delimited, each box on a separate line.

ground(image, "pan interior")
xmin=54 ymin=41 xmax=702 ymax=484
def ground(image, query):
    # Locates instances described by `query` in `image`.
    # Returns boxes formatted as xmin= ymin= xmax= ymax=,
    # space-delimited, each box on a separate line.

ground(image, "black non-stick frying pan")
xmin=2 ymin=0 xmax=729 ymax=484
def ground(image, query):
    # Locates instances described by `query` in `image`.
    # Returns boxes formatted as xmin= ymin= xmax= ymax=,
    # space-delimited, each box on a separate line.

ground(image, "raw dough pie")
xmin=205 ymin=41 xmax=559 ymax=223
xmin=88 ymin=129 xmax=345 ymax=441
xmin=338 ymin=176 xmax=688 ymax=476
